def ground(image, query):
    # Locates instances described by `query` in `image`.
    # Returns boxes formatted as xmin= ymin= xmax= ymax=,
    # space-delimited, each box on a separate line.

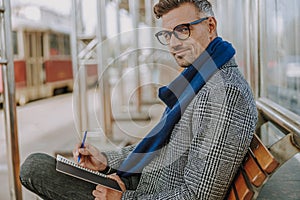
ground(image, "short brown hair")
xmin=153 ymin=0 xmax=214 ymax=19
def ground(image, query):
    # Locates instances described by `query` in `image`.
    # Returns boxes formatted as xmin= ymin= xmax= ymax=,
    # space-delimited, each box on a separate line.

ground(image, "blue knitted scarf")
xmin=117 ymin=37 xmax=235 ymax=177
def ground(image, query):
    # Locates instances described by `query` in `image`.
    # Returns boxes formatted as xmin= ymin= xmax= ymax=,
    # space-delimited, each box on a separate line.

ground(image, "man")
xmin=20 ymin=0 xmax=257 ymax=199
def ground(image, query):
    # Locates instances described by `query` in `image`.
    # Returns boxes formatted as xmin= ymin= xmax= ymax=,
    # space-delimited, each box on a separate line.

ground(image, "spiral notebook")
xmin=55 ymin=154 xmax=122 ymax=192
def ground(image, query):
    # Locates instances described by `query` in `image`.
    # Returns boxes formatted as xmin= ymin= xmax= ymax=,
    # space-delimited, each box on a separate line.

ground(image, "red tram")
xmin=0 ymin=5 xmax=97 ymax=106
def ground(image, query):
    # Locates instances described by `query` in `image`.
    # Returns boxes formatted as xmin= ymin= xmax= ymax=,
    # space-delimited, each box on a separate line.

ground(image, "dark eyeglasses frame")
xmin=155 ymin=17 xmax=209 ymax=45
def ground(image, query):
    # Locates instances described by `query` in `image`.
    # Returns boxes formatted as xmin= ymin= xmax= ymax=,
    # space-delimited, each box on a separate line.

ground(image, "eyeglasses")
xmin=155 ymin=17 xmax=209 ymax=45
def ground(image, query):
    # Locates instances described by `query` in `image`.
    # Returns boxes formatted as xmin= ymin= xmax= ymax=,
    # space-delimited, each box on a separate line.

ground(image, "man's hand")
xmin=92 ymin=173 xmax=126 ymax=200
xmin=72 ymin=143 xmax=107 ymax=171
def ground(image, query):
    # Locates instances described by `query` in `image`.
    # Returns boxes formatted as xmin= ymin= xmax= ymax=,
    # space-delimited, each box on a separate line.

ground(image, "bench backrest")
xmin=227 ymin=132 xmax=300 ymax=200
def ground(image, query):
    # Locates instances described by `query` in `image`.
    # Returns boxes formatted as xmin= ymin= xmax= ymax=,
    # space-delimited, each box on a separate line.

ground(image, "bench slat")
xmin=227 ymin=185 xmax=237 ymax=200
xmin=227 ymin=133 xmax=282 ymax=199
xmin=250 ymin=134 xmax=279 ymax=174
xmin=243 ymin=152 xmax=267 ymax=187
xmin=234 ymin=171 xmax=254 ymax=200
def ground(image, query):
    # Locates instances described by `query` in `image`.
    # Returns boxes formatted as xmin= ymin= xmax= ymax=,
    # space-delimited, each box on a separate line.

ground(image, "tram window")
xmin=63 ymin=34 xmax=70 ymax=55
xmin=49 ymin=33 xmax=59 ymax=56
xmin=12 ymin=31 xmax=18 ymax=55
xmin=260 ymin=0 xmax=300 ymax=116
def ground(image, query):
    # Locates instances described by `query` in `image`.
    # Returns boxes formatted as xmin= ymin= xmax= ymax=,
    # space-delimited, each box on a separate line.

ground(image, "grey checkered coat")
xmin=105 ymin=58 xmax=258 ymax=199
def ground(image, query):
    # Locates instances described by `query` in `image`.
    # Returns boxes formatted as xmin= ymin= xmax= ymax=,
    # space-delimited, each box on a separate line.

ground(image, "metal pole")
xmin=71 ymin=0 xmax=88 ymax=133
xmin=71 ymin=0 xmax=81 ymax=132
xmin=1 ymin=0 xmax=22 ymax=199
xmin=115 ymin=0 xmax=125 ymax=109
xmin=145 ymin=0 xmax=158 ymax=100
xmin=248 ymin=0 xmax=259 ymax=99
xmin=96 ymin=0 xmax=113 ymax=138
xmin=256 ymin=0 xmax=262 ymax=99
xmin=129 ymin=0 xmax=142 ymax=113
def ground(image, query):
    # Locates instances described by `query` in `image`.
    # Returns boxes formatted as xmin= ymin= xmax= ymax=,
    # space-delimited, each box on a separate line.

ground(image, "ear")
xmin=207 ymin=16 xmax=217 ymax=36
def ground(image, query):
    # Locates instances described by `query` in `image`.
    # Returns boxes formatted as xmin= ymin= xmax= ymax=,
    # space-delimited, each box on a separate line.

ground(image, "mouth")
xmin=172 ymin=49 xmax=189 ymax=58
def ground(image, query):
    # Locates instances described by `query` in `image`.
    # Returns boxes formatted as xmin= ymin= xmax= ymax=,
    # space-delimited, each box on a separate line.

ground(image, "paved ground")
xmin=257 ymin=156 xmax=300 ymax=200
xmin=0 ymin=91 xmax=164 ymax=200
xmin=0 ymin=92 xmax=299 ymax=200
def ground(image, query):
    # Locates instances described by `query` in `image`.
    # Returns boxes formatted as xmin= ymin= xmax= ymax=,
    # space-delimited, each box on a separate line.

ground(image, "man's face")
xmin=161 ymin=3 xmax=216 ymax=67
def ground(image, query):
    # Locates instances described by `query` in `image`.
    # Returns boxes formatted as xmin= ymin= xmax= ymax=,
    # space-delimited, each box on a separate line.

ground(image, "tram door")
xmin=24 ymin=32 xmax=44 ymax=88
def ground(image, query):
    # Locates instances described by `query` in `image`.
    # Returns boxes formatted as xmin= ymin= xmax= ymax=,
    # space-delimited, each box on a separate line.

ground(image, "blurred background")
xmin=0 ymin=0 xmax=299 ymax=199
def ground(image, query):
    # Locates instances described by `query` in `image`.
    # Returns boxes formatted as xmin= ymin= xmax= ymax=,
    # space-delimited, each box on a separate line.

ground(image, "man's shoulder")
xmin=206 ymin=57 xmax=249 ymax=91
xmin=222 ymin=57 xmax=238 ymax=69
xmin=195 ymin=57 xmax=255 ymax=106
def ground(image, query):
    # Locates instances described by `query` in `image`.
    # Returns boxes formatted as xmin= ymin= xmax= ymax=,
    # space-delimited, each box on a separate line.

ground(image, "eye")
xmin=161 ymin=31 xmax=171 ymax=40
xmin=174 ymin=25 xmax=189 ymax=35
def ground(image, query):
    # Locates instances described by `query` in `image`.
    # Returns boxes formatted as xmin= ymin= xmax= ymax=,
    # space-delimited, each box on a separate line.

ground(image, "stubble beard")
xmin=175 ymin=54 xmax=194 ymax=68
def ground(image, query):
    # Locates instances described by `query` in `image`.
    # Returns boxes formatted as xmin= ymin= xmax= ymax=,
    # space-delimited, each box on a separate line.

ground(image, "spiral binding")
xmin=57 ymin=154 xmax=107 ymax=178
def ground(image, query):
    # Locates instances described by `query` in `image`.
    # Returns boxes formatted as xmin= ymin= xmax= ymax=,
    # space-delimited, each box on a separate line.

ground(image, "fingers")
xmin=72 ymin=143 xmax=82 ymax=162
xmin=107 ymin=174 xmax=126 ymax=192
xmin=93 ymin=185 xmax=107 ymax=199
xmin=92 ymin=189 xmax=103 ymax=199
xmin=72 ymin=143 xmax=92 ymax=157
xmin=73 ymin=143 xmax=93 ymax=163
xmin=79 ymin=143 xmax=100 ymax=156
xmin=72 ymin=143 xmax=107 ymax=171
xmin=93 ymin=184 xmax=123 ymax=200
xmin=96 ymin=185 xmax=107 ymax=194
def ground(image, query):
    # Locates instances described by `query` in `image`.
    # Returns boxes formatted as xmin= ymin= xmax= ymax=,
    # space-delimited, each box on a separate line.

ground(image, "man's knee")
xmin=19 ymin=153 xmax=54 ymax=186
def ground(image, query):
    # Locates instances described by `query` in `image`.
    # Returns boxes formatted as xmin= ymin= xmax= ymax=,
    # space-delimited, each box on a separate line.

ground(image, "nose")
xmin=169 ymin=33 xmax=182 ymax=49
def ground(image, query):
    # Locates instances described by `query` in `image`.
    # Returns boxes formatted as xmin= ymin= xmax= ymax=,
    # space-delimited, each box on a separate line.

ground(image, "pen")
xmin=77 ymin=131 xmax=87 ymax=163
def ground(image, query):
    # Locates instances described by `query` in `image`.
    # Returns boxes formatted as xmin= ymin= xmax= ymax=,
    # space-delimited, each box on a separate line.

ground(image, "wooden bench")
xmin=227 ymin=129 xmax=300 ymax=200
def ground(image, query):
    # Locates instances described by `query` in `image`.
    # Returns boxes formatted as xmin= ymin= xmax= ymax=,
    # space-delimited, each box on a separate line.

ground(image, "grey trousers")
xmin=20 ymin=153 xmax=141 ymax=199
xmin=20 ymin=153 xmax=96 ymax=200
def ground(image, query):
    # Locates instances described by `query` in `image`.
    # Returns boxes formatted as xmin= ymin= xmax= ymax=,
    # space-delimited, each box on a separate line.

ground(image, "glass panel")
xmin=213 ymin=0 xmax=247 ymax=75
xmin=49 ymin=33 xmax=59 ymax=56
xmin=260 ymin=122 xmax=285 ymax=146
xmin=63 ymin=34 xmax=70 ymax=55
xmin=260 ymin=0 xmax=300 ymax=115
xmin=258 ymin=121 xmax=300 ymax=199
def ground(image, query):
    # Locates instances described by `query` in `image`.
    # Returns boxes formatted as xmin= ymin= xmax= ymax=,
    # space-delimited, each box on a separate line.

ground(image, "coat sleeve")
xmin=122 ymin=84 xmax=257 ymax=200
xmin=103 ymin=145 xmax=136 ymax=169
